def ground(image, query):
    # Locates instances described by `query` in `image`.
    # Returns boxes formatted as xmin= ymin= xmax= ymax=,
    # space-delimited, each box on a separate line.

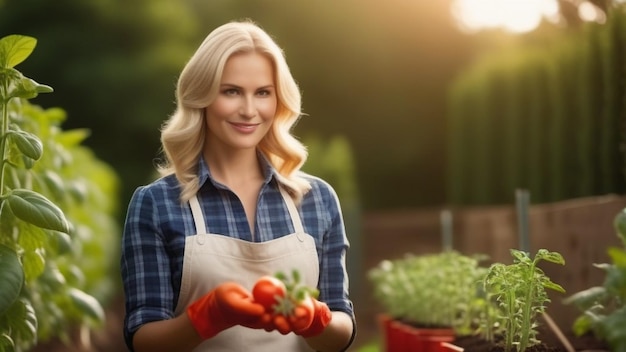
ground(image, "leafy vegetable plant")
xmin=482 ymin=249 xmax=565 ymax=352
xmin=0 ymin=35 xmax=120 ymax=351
xmin=368 ymin=251 xmax=490 ymax=334
xmin=563 ymin=208 xmax=626 ymax=351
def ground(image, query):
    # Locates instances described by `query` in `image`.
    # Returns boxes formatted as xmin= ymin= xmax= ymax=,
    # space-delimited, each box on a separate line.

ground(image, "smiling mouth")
xmin=230 ymin=122 xmax=259 ymax=133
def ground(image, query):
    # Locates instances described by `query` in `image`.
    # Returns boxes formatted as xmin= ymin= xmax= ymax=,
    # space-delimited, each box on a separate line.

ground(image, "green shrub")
xmin=368 ymin=250 xmax=489 ymax=335
xmin=0 ymin=35 xmax=120 ymax=351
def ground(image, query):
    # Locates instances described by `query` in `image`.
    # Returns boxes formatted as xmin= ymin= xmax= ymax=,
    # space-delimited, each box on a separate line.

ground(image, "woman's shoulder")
xmin=130 ymin=174 xmax=180 ymax=200
xmin=298 ymin=172 xmax=331 ymax=190
xmin=297 ymin=172 xmax=339 ymax=202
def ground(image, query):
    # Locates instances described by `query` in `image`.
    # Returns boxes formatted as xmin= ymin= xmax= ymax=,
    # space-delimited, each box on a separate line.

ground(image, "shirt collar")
xmin=197 ymin=151 xmax=281 ymax=190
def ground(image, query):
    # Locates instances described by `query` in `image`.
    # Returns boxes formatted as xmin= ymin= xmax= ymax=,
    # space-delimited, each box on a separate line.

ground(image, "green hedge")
xmin=447 ymin=7 xmax=626 ymax=205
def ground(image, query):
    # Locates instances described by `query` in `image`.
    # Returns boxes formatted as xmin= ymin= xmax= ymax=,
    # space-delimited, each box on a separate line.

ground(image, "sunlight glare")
xmin=578 ymin=1 xmax=606 ymax=23
xmin=452 ymin=0 xmax=560 ymax=33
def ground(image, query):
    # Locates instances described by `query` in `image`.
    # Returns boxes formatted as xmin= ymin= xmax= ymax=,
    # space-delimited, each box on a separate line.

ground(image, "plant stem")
xmin=505 ymin=291 xmax=515 ymax=352
xmin=0 ymin=79 xmax=9 ymax=198
xmin=518 ymin=257 xmax=537 ymax=352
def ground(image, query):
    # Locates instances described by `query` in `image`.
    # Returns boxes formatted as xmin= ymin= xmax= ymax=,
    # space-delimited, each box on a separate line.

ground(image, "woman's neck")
xmin=204 ymin=148 xmax=264 ymax=187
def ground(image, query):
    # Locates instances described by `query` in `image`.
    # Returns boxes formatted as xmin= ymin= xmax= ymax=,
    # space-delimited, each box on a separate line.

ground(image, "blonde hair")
xmin=158 ymin=20 xmax=311 ymax=203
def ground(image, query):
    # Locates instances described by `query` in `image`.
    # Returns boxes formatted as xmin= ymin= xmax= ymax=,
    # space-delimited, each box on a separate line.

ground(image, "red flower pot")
xmin=407 ymin=328 xmax=455 ymax=352
xmin=378 ymin=314 xmax=460 ymax=352
xmin=379 ymin=314 xmax=410 ymax=352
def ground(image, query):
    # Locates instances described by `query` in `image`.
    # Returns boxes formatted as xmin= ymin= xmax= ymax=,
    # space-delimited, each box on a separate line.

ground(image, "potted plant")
xmin=562 ymin=208 xmax=626 ymax=352
xmin=368 ymin=250 xmax=489 ymax=351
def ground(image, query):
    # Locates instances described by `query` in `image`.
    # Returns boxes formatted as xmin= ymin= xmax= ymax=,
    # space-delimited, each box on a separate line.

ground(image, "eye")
xmin=257 ymin=88 xmax=274 ymax=97
xmin=222 ymin=88 xmax=240 ymax=96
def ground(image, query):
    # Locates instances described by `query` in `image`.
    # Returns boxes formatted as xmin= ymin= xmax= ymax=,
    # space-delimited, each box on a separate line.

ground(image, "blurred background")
xmin=1 ymin=0 xmax=625 ymax=350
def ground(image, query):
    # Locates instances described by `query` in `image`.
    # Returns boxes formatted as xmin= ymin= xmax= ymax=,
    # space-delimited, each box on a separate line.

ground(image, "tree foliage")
xmin=0 ymin=0 xmax=474 ymax=210
xmin=0 ymin=0 xmax=198 ymax=211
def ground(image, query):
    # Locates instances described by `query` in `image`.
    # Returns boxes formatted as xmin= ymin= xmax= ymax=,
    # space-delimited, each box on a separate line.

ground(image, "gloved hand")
xmin=186 ymin=282 xmax=268 ymax=339
xmin=294 ymin=299 xmax=333 ymax=337
xmin=290 ymin=298 xmax=333 ymax=338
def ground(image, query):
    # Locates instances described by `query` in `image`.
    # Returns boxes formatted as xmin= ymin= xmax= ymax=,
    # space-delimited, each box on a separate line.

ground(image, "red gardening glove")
xmin=290 ymin=298 xmax=333 ymax=338
xmin=186 ymin=282 xmax=267 ymax=339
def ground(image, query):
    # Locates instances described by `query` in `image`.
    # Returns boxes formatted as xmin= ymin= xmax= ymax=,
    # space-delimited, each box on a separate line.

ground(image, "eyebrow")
xmin=220 ymin=83 xmax=275 ymax=90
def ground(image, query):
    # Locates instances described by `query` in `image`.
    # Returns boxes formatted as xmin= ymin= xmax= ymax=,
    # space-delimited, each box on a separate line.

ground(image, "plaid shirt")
xmin=120 ymin=156 xmax=354 ymax=349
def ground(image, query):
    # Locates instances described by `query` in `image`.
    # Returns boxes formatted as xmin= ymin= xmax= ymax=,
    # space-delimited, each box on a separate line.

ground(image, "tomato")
xmin=252 ymin=271 xmax=330 ymax=336
xmin=288 ymin=294 xmax=315 ymax=332
xmin=273 ymin=314 xmax=291 ymax=335
xmin=252 ymin=275 xmax=286 ymax=312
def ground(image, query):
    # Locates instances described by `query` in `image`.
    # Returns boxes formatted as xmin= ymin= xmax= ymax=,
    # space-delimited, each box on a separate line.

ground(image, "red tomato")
xmin=252 ymin=276 xmax=286 ymax=312
xmin=273 ymin=314 xmax=291 ymax=335
xmin=288 ymin=295 xmax=315 ymax=332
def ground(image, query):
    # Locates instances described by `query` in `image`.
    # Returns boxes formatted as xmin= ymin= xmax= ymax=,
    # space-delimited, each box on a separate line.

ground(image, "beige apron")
xmin=174 ymin=187 xmax=319 ymax=351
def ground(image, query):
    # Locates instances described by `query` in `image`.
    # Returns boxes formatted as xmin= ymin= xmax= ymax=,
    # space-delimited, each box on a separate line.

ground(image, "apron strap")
xmin=278 ymin=187 xmax=305 ymax=234
xmin=189 ymin=195 xmax=207 ymax=234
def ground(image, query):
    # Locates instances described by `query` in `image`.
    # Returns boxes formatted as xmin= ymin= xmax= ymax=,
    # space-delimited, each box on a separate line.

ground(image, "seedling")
xmin=483 ymin=249 xmax=565 ymax=352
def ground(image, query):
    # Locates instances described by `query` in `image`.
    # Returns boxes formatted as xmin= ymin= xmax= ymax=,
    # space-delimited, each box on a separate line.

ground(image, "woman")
xmin=120 ymin=20 xmax=356 ymax=352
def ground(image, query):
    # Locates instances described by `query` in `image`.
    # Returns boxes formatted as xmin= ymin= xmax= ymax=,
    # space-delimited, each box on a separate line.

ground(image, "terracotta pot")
xmin=407 ymin=328 xmax=455 ymax=352
xmin=378 ymin=314 xmax=410 ymax=352
xmin=378 ymin=314 xmax=460 ymax=352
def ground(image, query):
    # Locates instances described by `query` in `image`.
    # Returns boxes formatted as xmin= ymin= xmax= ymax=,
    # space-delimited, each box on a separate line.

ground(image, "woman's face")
xmin=204 ymin=52 xmax=277 ymax=154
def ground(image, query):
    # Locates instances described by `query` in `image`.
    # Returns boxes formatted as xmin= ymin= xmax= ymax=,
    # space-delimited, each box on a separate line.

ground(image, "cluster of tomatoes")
xmin=251 ymin=270 xmax=317 ymax=332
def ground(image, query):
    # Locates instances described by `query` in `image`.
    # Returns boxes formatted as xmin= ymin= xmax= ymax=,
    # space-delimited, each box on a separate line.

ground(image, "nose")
xmin=240 ymin=95 xmax=257 ymax=119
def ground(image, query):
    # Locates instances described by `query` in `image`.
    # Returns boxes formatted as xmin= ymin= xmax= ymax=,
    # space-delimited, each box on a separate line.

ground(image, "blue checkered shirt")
xmin=120 ymin=156 xmax=354 ymax=349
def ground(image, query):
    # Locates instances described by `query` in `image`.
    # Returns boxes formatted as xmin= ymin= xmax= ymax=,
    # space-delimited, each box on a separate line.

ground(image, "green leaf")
xmin=607 ymin=247 xmax=626 ymax=267
xmin=0 ymin=333 xmax=15 ymax=352
xmin=5 ymin=189 xmax=70 ymax=233
xmin=537 ymin=250 xmax=565 ymax=266
xmin=542 ymin=279 xmax=565 ymax=293
xmin=0 ymin=245 xmax=24 ymax=316
xmin=50 ymin=231 xmax=72 ymax=255
xmin=21 ymin=156 xmax=35 ymax=170
xmin=68 ymin=288 xmax=105 ymax=323
xmin=510 ymin=249 xmax=530 ymax=263
xmin=571 ymin=315 xmax=594 ymax=337
xmin=40 ymin=265 xmax=66 ymax=289
xmin=22 ymin=250 xmax=45 ymax=282
xmin=5 ymin=298 xmax=37 ymax=346
xmin=0 ymin=35 xmax=36 ymax=68
xmin=562 ymin=286 xmax=607 ymax=309
xmin=604 ymin=265 xmax=626 ymax=298
xmin=42 ymin=170 xmax=66 ymax=202
xmin=0 ymin=67 xmax=22 ymax=87
xmin=603 ymin=306 xmax=626 ymax=349
xmin=593 ymin=263 xmax=612 ymax=271
xmin=614 ymin=208 xmax=626 ymax=246
xmin=56 ymin=128 xmax=91 ymax=148
xmin=9 ymin=77 xmax=53 ymax=99
xmin=8 ymin=130 xmax=43 ymax=161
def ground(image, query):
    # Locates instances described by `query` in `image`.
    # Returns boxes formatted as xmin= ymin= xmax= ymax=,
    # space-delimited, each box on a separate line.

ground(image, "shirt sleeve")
xmin=120 ymin=186 xmax=176 ymax=351
xmin=313 ymin=179 xmax=357 ymax=350
xmin=310 ymin=179 xmax=355 ymax=317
